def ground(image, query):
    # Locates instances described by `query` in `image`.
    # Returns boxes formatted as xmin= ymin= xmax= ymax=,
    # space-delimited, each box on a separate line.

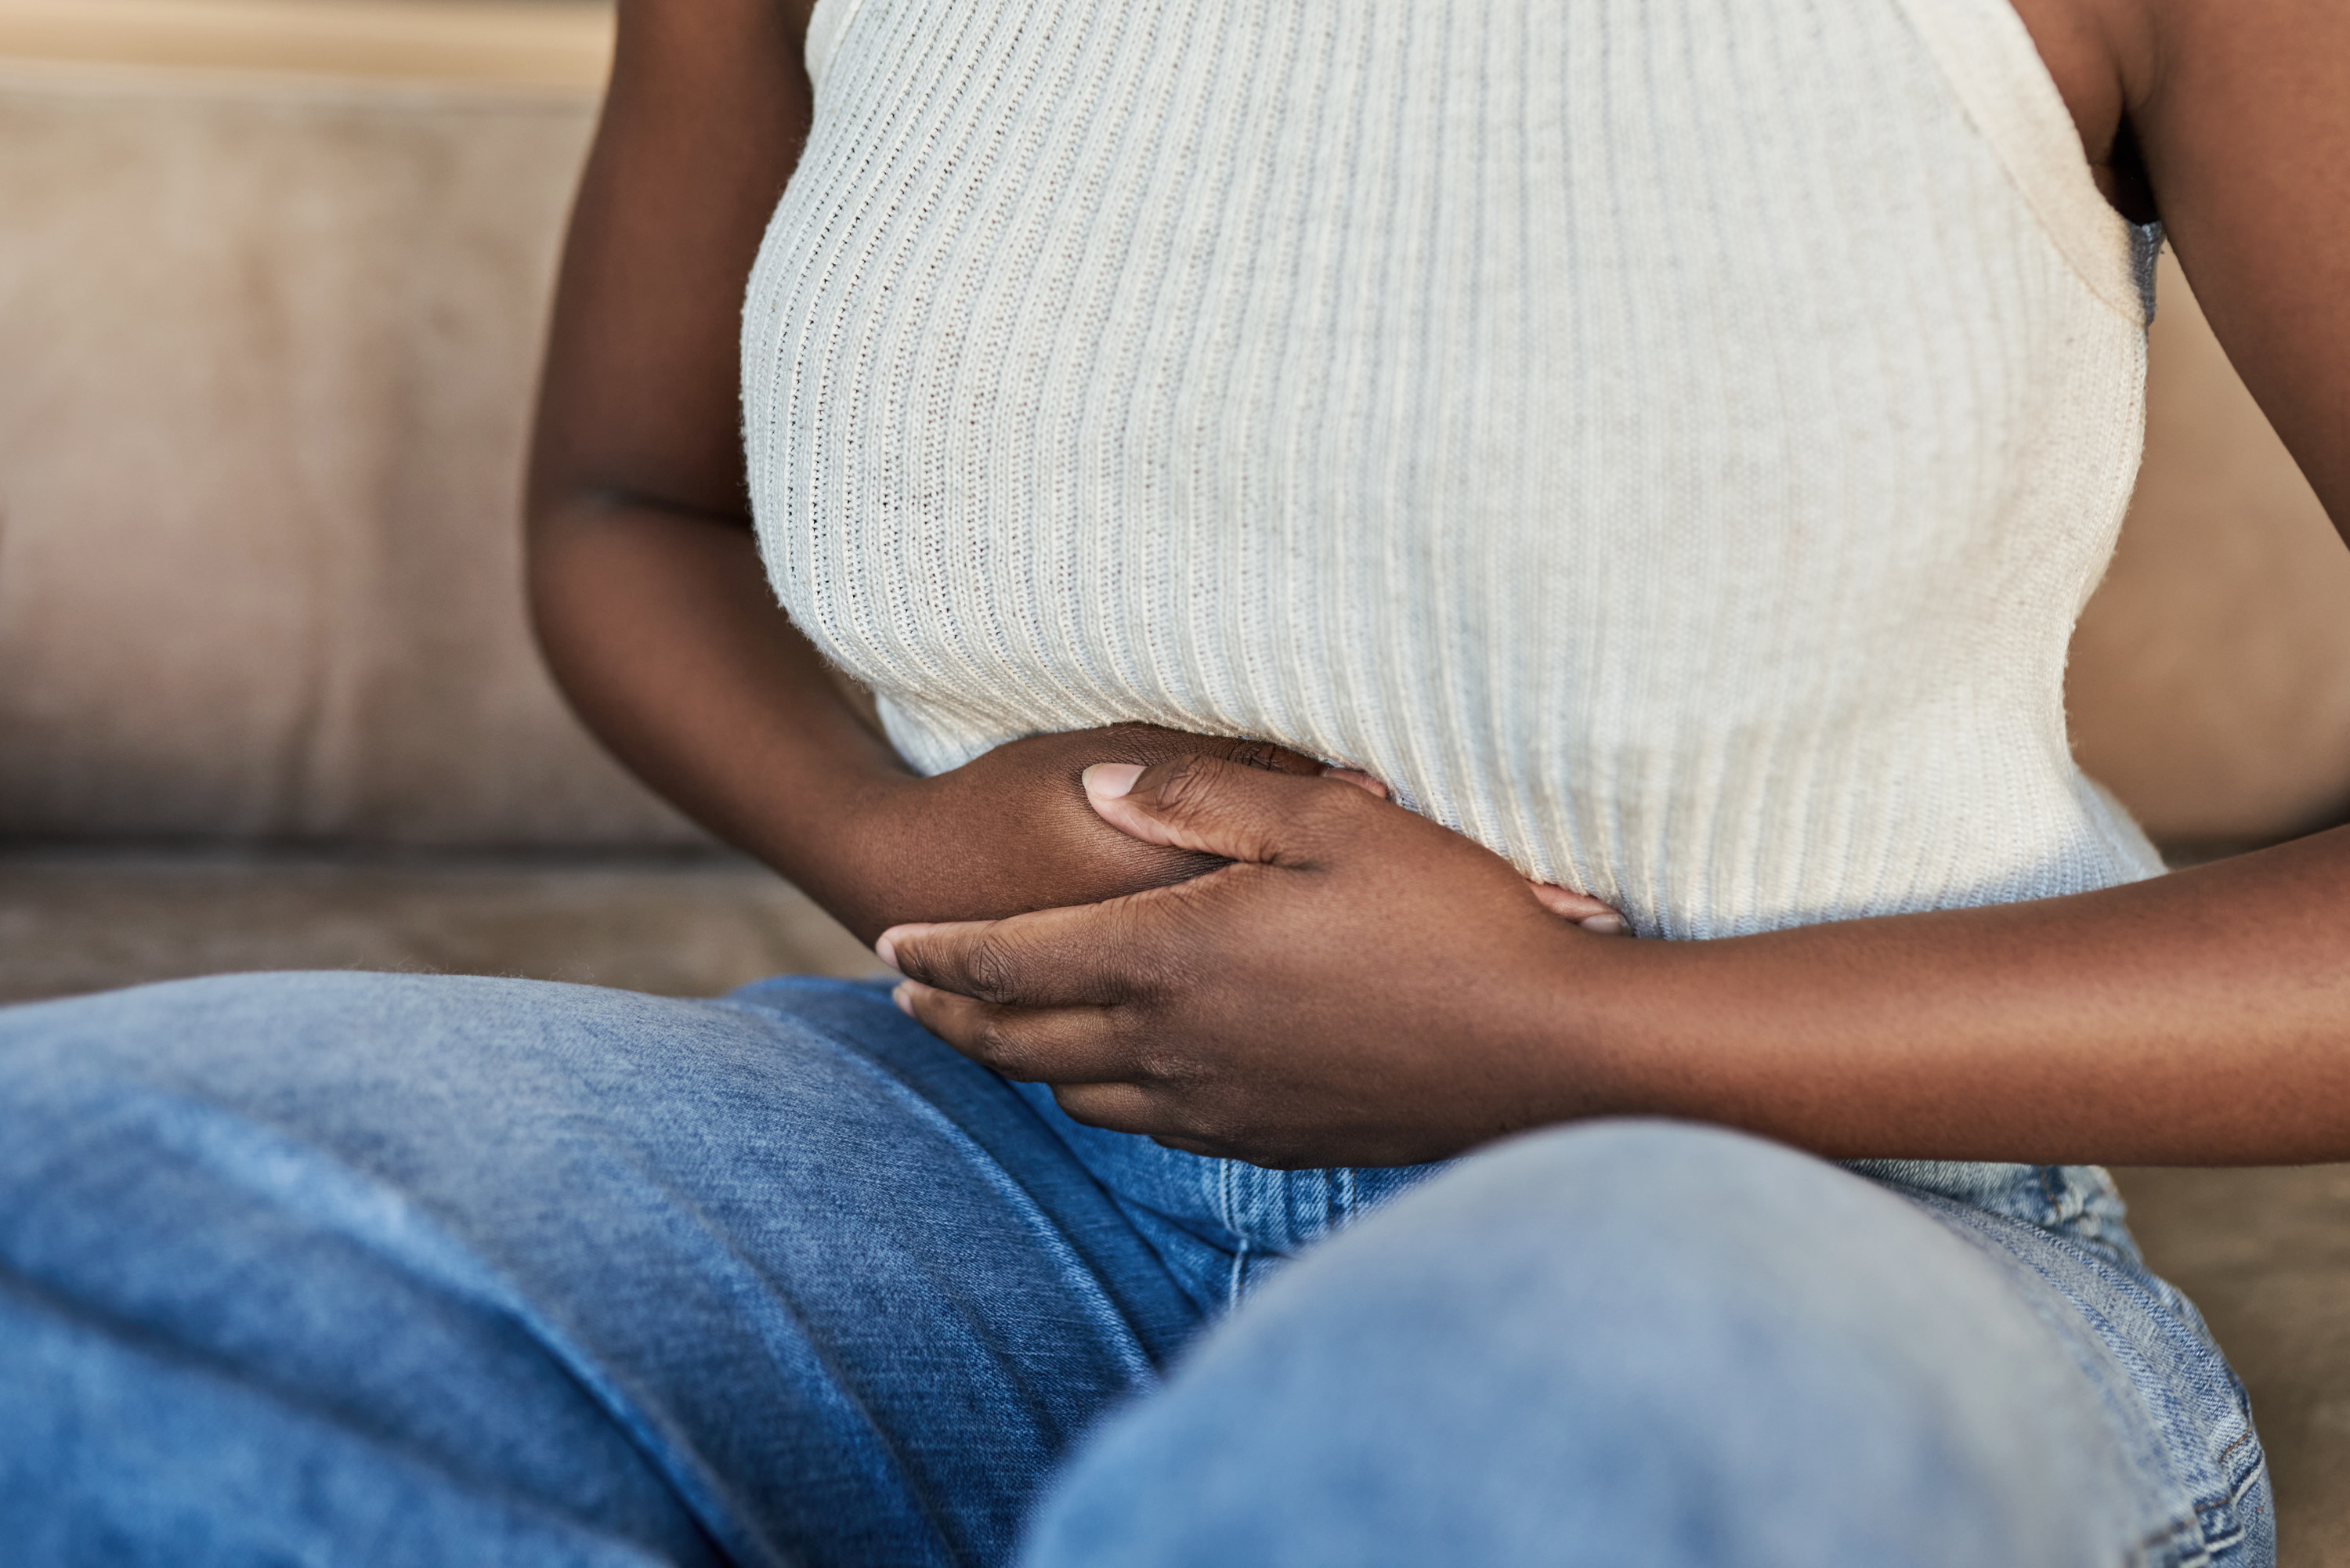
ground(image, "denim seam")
xmin=2017 ymin=1248 xmax=2254 ymax=1568
xmin=1214 ymin=1161 xmax=1249 ymax=1310
xmin=2185 ymin=1443 xmax=2267 ymax=1559
xmin=2037 ymin=1164 xmax=2066 ymax=1229
xmin=2003 ymin=1231 xmax=2260 ymax=1568
xmin=1877 ymin=1183 xmax=2260 ymax=1568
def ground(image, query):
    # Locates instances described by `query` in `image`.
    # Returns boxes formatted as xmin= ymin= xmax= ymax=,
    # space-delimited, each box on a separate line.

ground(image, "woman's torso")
xmin=745 ymin=0 xmax=2166 ymax=939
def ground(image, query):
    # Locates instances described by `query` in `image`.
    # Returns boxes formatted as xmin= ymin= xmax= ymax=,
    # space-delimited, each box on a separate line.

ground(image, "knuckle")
xmin=894 ymin=947 xmax=940 ymax=988
xmin=1221 ymin=737 xmax=1312 ymax=775
xmin=1104 ymin=1002 xmax=1157 ymax=1056
xmin=960 ymin=932 xmax=1022 ymax=1004
xmin=1131 ymin=1050 xmax=1196 ymax=1092
xmin=968 ymin=1010 xmax=1032 ymax=1074
xmin=1150 ymin=753 xmax=1225 ymax=823
xmin=1107 ymin=907 xmax=1198 ymax=997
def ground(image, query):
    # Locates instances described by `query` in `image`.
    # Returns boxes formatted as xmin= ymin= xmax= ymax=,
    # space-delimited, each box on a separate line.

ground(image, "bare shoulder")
xmin=2131 ymin=0 xmax=2350 ymax=538
xmin=2011 ymin=0 xmax=2350 ymax=540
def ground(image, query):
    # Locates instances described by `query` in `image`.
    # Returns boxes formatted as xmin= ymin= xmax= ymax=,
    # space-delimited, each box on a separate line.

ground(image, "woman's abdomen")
xmin=742 ymin=0 xmax=2164 ymax=937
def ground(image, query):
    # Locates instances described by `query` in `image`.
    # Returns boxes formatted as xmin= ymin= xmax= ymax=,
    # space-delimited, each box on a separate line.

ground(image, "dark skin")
xmin=533 ymin=0 xmax=2350 ymax=1171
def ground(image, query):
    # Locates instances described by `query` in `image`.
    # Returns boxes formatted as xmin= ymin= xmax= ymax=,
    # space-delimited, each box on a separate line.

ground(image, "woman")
xmin=4 ymin=0 xmax=2342 ymax=1560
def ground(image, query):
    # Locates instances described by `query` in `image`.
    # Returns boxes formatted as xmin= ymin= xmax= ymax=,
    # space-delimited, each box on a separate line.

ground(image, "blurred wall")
xmin=2067 ymin=251 xmax=2350 ymax=848
xmin=0 ymin=4 xmax=2345 ymax=853
xmin=0 ymin=1 xmax=714 ymax=847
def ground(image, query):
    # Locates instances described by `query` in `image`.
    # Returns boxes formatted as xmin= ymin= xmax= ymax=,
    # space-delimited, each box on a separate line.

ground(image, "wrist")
xmin=760 ymin=769 xmax=928 ymax=946
xmin=1510 ymin=923 xmax=1691 ymax=1130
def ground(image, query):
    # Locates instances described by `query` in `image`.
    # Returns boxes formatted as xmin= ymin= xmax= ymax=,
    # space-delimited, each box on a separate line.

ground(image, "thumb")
xmin=1083 ymin=754 xmax=1347 ymax=865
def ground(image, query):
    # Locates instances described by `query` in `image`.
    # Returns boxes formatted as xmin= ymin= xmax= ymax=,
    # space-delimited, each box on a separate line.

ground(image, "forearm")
xmin=522 ymin=0 xmax=920 ymax=926
xmin=1577 ymin=827 xmax=2350 ymax=1164
xmin=527 ymin=499 xmax=915 ymax=936
xmin=1578 ymin=0 xmax=2350 ymax=1169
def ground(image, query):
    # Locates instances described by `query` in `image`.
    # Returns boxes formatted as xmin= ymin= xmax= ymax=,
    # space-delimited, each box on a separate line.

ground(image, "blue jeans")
xmin=0 ymin=971 xmax=2270 ymax=1566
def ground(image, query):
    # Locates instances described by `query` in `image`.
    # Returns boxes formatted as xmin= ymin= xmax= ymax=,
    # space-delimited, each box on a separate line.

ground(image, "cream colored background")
xmin=1 ymin=0 xmax=2346 ymax=851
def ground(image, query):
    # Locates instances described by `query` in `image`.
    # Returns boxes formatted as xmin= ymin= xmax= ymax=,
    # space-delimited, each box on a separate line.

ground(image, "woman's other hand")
xmin=828 ymin=725 xmax=1327 ymax=940
xmin=877 ymin=754 xmax=1640 ymax=1169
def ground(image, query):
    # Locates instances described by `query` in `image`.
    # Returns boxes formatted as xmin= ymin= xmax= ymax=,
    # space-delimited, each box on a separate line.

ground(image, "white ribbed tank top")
xmin=745 ymin=0 xmax=2167 ymax=940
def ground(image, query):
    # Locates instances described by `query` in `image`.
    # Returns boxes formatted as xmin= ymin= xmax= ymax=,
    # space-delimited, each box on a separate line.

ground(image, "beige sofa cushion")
xmin=0 ymin=9 xmax=712 ymax=847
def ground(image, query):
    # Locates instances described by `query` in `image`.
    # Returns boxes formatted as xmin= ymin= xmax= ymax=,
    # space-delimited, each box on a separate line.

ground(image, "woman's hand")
xmin=878 ymin=754 xmax=1639 ymax=1169
xmin=823 ymin=724 xmax=1328 ymax=941
xmin=826 ymin=724 xmax=1624 ymax=947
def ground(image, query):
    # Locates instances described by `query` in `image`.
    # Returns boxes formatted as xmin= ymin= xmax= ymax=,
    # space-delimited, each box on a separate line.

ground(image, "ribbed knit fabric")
xmin=744 ymin=0 xmax=2166 ymax=940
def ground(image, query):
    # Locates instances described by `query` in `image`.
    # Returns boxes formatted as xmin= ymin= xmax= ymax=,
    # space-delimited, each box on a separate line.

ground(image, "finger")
xmin=1148 ymin=1132 xmax=1224 ymax=1158
xmin=1052 ymin=1085 xmax=1254 ymax=1160
xmin=891 ymin=981 xmax=1139 ymax=1082
xmin=1082 ymin=753 xmax=1372 ymax=865
xmin=1320 ymin=766 xmax=1390 ymax=800
xmin=1528 ymin=880 xmax=1629 ymax=934
xmin=1047 ymin=1079 xmax=1173 ymax=1138
xmin=877 ymin=901 xmax=1159 ymax=1007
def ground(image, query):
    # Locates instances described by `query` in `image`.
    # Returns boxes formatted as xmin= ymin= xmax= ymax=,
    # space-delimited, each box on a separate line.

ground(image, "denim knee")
xmin=1 ymin=970 xmax=1196 ymax=1568
xmin=1022 ymin=1119 xmax=2146 ymax=1568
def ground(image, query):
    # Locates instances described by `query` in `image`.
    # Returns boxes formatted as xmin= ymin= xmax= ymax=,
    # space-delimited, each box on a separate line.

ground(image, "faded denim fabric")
xmin=0 ymin=971 xmax=2270 ymax=1566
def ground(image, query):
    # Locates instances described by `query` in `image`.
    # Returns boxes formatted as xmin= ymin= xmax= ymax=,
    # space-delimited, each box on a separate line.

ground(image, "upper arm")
xmin=2129 ymin=0 xmax=2350 ymax=541
xmin=527 ymin=0 xmax=817 ymax=526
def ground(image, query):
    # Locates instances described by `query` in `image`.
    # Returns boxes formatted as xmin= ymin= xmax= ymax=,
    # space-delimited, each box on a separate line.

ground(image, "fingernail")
xmin=1579 ymin=914 xmax=1625 ymax=936
xmin=891 ymin=980 xmax=915 ymax=1014
xmin=874 ymin=931 xmax=899 ymax=968
xmin=1083 ymin=762 xmax=1144 ymax=800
